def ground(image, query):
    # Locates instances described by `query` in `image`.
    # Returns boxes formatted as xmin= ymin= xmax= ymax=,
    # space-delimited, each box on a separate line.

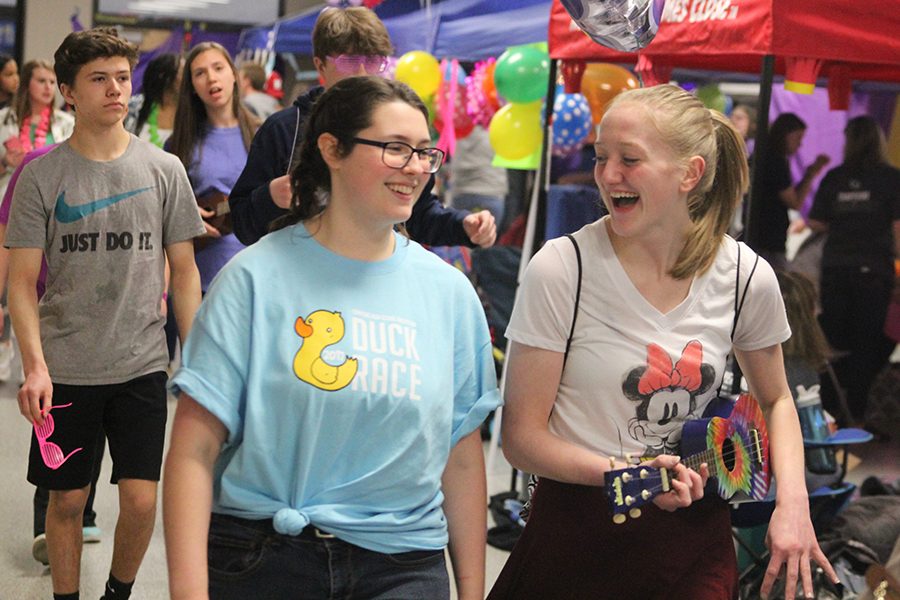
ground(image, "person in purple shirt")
xmin=167 ymin=42 xmax=258 ymax=293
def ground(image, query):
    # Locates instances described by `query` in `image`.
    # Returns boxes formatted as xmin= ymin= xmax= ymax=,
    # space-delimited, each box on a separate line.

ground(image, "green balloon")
xmin=494 ymin=46 xmax=550 ymax=104
xmin=696 ymin=84 xmax=726 ymax=113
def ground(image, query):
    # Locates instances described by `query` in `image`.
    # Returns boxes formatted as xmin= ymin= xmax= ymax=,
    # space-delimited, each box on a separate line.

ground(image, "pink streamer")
xmin=436 ymin=59 xmax=459 ymax=158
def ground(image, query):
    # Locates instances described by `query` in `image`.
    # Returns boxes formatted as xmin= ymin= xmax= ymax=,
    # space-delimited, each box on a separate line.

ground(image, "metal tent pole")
xmin=745 ymin=54 xmax=775 ymax=248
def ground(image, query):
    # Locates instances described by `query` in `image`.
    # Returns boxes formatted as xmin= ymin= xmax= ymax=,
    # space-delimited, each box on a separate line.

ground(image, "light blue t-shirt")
xmin=170 ymin=224 xmax=500 ymax=553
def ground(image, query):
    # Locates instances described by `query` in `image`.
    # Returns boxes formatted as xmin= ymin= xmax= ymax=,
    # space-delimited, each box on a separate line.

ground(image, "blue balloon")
xmin=722 ymin=94 xmax=734 ymax=116
xmin=552 ymin=92 xmax=593 ymax=152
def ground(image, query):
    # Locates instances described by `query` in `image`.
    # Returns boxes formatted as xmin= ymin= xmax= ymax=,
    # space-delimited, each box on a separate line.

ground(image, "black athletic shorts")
xmin=27 ymin=371 xmax=168 ymax=490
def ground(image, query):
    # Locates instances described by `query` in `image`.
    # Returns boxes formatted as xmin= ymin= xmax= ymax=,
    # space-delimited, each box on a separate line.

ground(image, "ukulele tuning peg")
xmin=640 ymin=490 xmax=651 ymax=500
xmin=612 ymin=514 xmax=627 ymax=525
xmin=638 ymin=468 xmax=649 ymax=479
xmin=621 ymin=472 xmax=632 ymax=483
xmin=629 ymin=508 xmax=642 ymax=519
xmin=624 ymin=495 xmax=635 ymax=506
xmin=625 ymin=453 xmax=634 ymax=464
xmin=609 ymin=456 xmax=617 ymax=470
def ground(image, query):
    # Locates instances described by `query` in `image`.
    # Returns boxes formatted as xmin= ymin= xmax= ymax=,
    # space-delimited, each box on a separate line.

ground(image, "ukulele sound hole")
xmin=721 ymin=438 xmax=736 ymax=471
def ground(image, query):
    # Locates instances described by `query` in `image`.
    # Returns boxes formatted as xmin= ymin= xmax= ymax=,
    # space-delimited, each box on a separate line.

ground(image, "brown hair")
xmin=605 ymin=84 xmax=749 ymax=279
xmin=843 ymin=115 xmax=888 ymax=171
xmin=12 ymin=60 xmax=55 ymax=123
xmin=768 ymin=112 xmax=806 ymax=158
xmin=270 ymin=76 xmax=427 ymax=232
xmin=312 ymin=7 xmax=393 ymax=61
xmin=239 ymin=62 xmax=267 ymax=91
xmin=776 ymin=270 xmax=830 ymax=370
xmin=731 ymin=103 xmax=757 ymax=140
xmin=53 ymin=27 xmax=138 ymax=89
xmin=169 ymin=43 xmax=259 ymax=172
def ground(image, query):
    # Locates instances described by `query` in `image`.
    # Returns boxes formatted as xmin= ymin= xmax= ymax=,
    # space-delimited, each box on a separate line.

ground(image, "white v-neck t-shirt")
xmin=506 ymin=217 xmax=789 ymax=458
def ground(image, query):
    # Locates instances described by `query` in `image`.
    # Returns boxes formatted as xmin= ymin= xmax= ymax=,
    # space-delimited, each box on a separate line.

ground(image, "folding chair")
xmin=731 ymin=427 xmax=873 ymax=598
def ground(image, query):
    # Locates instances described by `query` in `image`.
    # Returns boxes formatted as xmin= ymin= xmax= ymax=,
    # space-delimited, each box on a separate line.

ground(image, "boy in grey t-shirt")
xmin=6 ymin=28 xmax=204 ymax=600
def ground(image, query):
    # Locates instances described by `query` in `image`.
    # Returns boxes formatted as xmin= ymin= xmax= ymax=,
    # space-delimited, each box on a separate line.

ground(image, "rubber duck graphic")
xmin=293 ymin=310 xmax=358 ymax=391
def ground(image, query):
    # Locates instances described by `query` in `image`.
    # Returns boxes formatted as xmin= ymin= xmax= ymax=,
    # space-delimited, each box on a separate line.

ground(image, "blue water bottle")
xmin=795 ymin=384 xmax=838 ymax=474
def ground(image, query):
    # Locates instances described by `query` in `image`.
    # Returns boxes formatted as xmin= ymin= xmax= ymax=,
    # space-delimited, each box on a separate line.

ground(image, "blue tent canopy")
xmin=238 ymin=0 xmax=550 ymax=61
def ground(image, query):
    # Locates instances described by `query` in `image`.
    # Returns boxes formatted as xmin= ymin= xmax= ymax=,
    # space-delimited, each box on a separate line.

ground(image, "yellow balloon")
xmin=395 ymin=51 xmax=441 ymax=99
xmin=488 ymin=101 xmax=543 ymax=160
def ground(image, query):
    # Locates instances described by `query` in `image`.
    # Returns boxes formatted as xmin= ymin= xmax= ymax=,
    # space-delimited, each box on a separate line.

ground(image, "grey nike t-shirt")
xmin=6 ymin=136 xmax=205 ymax=385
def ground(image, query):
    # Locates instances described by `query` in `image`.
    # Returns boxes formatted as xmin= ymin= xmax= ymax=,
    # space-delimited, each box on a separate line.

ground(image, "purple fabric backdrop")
xmin=770 ymin=85 xmax=897 ymax=215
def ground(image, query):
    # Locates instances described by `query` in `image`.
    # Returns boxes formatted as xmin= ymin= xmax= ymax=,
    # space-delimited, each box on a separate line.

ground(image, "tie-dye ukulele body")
xmin=605 ymin=393 xmax=770 ymax=523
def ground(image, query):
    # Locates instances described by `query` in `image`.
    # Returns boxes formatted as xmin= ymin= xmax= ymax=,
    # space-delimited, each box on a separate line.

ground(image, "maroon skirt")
xmin=487 ymin=478 xmax=738 ymax=600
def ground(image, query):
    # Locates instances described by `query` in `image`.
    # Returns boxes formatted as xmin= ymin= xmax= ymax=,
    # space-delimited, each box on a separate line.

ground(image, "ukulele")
xmin=604 ymin=393 xmax=770 ymax=524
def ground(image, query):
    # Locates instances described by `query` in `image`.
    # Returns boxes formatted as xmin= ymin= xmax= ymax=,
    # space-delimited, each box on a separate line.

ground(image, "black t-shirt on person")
xmin=809 ymin=162 xmax=900 ymax=279
xmin=754 ymin=154 xmax=794 ymax=253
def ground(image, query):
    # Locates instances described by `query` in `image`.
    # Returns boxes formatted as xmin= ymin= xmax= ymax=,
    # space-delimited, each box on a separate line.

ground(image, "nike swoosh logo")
xmin=54 ymin=186 xmax=154 ymax=223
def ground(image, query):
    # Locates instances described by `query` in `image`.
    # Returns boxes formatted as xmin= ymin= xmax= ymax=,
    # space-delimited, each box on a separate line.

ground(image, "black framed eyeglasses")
xmin=352 ymin=137 xmax=445 ymax=174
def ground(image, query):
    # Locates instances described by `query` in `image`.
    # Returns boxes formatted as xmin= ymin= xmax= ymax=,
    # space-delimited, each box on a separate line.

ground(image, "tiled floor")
xmin=1 ymin=378 xmax=896 ymax=599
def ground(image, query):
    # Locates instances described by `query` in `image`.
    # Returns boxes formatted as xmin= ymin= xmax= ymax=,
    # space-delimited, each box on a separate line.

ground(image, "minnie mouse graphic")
xmin=622 ymin=340 xmax=716 ymax=455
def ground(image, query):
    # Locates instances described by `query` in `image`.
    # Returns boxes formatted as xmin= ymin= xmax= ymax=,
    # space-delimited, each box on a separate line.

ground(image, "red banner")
xmin=548 ymin=0 xmax=900 ymax=83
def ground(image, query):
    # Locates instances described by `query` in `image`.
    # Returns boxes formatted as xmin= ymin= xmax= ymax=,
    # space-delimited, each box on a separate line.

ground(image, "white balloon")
xmin=560 ymin=0 xmax=666 ymax=53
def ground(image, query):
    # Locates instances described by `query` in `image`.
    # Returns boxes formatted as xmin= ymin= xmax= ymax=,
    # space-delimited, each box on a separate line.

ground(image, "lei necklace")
xmin=147 ymin=103 xmax=163 ymax=148
xmin=18 ymin=105 xmax=52 ymax=153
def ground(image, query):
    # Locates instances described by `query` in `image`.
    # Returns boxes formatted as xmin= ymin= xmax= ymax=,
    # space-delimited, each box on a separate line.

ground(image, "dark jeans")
xmin=207 ymin=513 xmax=450 ymax=600
xmin=33 ymin=433 xmax=105 ymax=537
xmin=819 ymin=266 xmax=895 ymax=421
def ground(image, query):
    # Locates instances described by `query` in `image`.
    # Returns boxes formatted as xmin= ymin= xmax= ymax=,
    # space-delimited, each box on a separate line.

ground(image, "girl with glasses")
xmin=163 ymin=76 xmax=499 ymax=600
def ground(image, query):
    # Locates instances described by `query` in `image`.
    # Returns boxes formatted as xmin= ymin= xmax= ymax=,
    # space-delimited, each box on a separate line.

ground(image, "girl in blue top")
xmin=169 ymin=42 xmax=257 ymax=292
xmin=163 ymin=76 xmax=500 ymax=600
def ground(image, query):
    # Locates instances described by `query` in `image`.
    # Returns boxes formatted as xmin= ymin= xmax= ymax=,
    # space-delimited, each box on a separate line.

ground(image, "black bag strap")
xmin=519 ymin=234 xmax=581 ymax=509
xmin=724 ymin=242 xmax=760 ymax=395
xmin=731 ymin=243 xmax=760 ymax=341
xmin=564 ymin=234 xmax=582 ymax=365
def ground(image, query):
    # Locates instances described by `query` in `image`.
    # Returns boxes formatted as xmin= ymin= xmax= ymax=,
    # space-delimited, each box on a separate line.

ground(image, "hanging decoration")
xmin=827 ymin=64 xmax=851 ymax=111
xmin=635 ymin=54 xmax=672 ymax=87
xmin=785 ymin=56 xmax=824 ymax=95
xmin=559 ymin=0 xmax=666 ymax=53
xmin=466 ymin=58 xmax=501 ymax=128
xmin=435 ymin=59 xmax=473 ymax=158
xmin=561 ymin=60 xmax=586 ymax=94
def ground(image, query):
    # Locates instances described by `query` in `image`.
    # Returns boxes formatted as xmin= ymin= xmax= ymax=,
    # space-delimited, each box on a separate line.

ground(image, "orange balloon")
xmin=580 ymin=63 xmax=639 ymax=125
xmin=482 ymin=62 xmax=499 ymax=109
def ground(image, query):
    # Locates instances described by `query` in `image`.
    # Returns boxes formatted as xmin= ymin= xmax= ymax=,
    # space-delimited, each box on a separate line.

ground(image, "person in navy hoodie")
xmin=229 ymin=6 xmax=496 ymax=249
